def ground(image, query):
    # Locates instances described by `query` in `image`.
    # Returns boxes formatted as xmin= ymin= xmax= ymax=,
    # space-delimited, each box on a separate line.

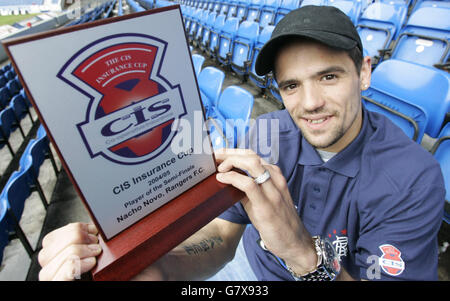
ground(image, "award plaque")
xmin=4 ymin=5 xmax=244 ymax=280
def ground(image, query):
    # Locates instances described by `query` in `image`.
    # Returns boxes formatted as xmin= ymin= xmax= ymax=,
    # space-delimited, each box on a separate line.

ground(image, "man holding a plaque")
xmin=38 ymin=6 xmax=445 ymax=281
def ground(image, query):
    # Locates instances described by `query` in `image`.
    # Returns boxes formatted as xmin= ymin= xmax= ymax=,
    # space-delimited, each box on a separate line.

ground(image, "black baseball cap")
xmin=255 ymin=5 xmax=363 ymax=76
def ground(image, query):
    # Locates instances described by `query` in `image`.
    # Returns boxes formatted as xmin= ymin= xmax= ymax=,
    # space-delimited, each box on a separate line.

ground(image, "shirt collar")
xmin=298 ymin=107 xmax=371 ymax=178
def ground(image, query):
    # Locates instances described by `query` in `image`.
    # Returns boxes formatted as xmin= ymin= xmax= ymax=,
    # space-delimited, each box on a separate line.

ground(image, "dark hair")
xmin=347 ymin=45 xmax=363 ymax=76
xmin=272 ymin=37 xmax=363 ymax=80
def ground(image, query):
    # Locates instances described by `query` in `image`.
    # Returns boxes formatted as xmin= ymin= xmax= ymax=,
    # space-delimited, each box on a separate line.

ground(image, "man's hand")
xmin=38 ymin=222 xmax=102 ymax=281
xmin=214 ymin=148 xmax=317 ymax=275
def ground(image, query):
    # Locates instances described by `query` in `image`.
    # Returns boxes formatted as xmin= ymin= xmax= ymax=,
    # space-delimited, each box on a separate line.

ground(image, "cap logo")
xmin=58 ymin=33 xmax=186 ymax=165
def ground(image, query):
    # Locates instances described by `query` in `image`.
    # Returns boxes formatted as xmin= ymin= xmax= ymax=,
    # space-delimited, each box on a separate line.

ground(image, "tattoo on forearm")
xmin=183 ymin=236 xmax=223 ymax=255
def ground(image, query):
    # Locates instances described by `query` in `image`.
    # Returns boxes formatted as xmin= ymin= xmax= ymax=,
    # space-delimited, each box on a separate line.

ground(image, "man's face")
xmin=275 ymin=40 xmax=371 ymax=153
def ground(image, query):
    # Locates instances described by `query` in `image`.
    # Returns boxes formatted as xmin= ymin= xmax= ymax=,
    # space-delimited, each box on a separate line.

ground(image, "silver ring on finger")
xmin=253 ymin=169 xmax=271 ymax=185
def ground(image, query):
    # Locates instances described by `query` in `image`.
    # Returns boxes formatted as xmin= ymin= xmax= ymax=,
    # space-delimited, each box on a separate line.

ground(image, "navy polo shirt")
xmin=218 ymin=106 xmax=445 ymax=281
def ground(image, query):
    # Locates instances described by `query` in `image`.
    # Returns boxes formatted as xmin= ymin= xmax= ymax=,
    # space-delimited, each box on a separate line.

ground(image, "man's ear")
xmin=360 ymin=56 xmax=372 ymax=91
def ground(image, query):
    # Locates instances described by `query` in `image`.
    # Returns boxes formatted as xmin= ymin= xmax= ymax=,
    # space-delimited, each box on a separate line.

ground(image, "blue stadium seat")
xmin=126 ymin=0 xmax=145 ymax=12
xmin=361 ymin=91 xmax=427 ymax=143
xmin=357 ymin=2 xmax=408 ymax=62
xmin=208 ymin=121 xmax=230 ymax=149
xmin=226 ymin=0 xmax=239 ymax=19
xmin=258 ymin=0 xmax=281 ymax=28
xmin=0 ymin=0 xmax=44 ymax=5
xmin=193 ymin=11 xmax=208 ymax=46
xmin=206 ymin=0 xmax=215 ymax=12
xmin=390 ymin=6 xmax=450 ymax=67
xmin=19 ymin=88 xmax=32 ymax=108
xmin=379 ymin=0 xmax=414 ymax=8
xmin=273 ymin=0 xmax=300 ymax=25
xmin=198 ymin=66 xmax=226 ymax=118
xmin=0 ymin=197 xmax=9 ymax=264
xmin=36 ymin=125 xmax=59 ymax=177
xmin=6 ymin=79 xmax=20 ymax=97
xmin=117 ymin=0 xmax=124 ymax=16
xmin=14 ymin=75 xmax=23 ymax=90
xmin=0 ymin=75 xmax=6 ymax=89
xmin=431 ymin=123 xmax=450 ymax=224
xmin=235 ymin=0 xmax=250 ymax=22
xmin=136 ymin=0 xmax=154 ymax=9
xmin=4 ymin=70 xmax=14 ymax=82
xmin=0 ymin=170 xmax=36 ymax=258
xmin=104 ymin=1 xmax=115 ymax=18
xmin=154 ymin=0 xmax=173 ymax=8
xmin=231 ymin=20 xmax=260 ymax=77
xmin=356 ymin=0 xmax=371 ymax=11
xmin=188 ymin=8 xmax=204 ymax=41
xmin=0 ymin=87 xmax=11 ymax=109
xmin=199 ymin=12 xmax=217 ymax=52
xmin=300 ymin=0 xmax=328 ymax=6
xmin=246 ymin=0 xmax=265 ymax=23
xmin=183 ymin=5 xmax=195 ymax=31
xmin=412 ymin=0 xmax=450 ymax=13
xmin=208 ymin=86 xmax=254 ymax=149
xmin=1 ymin=64 xmax=11 ymax=75
xmin=328 ymin=0 xmax=362 ymax=25
xmin=362 ymin=59 xmax=450 ymax=142
xmin=249 ymin=25 xmax=274 ymax=89
xmin=217 ymin=17 xmax=240 ymax=66
xmin=11 ymin=94 xmax=33 ymax=129
xmin=192 ymin=54 xmax=206 ymax=77
xmin=207 ymin=14 xmax=226 ymax=59
xmin=0 ymin=107 xmax=19 ymax=156
xmin=219 ymin=0 xmax=232 ymax=16
xmin=18 ymin=139 xmax=53 ymax=211
xmin=211 ymin=0 xmax=223 ymax=14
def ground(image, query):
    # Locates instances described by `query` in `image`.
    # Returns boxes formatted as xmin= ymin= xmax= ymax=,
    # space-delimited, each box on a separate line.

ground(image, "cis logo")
xmin=58 ymin=33 xmax=186 ymax=164
xmin=378 ymin=244 xmax=405 ymax=276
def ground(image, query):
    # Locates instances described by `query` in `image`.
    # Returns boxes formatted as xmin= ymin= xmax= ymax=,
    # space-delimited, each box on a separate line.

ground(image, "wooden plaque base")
xmin=91 ymin=173 xmax=244 ymax=281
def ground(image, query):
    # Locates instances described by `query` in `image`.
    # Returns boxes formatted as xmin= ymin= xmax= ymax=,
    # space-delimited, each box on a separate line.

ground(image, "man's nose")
xmin=301 ymin=82 xmax=325 ymax=113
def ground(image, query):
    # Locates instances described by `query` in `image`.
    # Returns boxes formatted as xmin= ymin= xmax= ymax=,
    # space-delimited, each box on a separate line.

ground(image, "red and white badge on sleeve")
xmin=378 ymin=244 xmax=405 ymax=276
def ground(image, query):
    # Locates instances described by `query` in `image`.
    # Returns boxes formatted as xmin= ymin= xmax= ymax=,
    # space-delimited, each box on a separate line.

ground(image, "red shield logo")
xmin=58 ymin=33 xmax=186 ymax=164
xmin=378 ymin=244 xmax=405 ymax=276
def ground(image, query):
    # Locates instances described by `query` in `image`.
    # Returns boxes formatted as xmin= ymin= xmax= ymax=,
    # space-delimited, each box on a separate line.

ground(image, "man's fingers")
xmin=39 ymin=223 xmax=98 ymax=267
xmin=216 ymin=170 xmax=263 ymax=197
xmin=214 ymin=148 xmax=256 ymax=162
xmin=39 ymin=243 xmax=101 ymax=281
xmin=217 ymin=154 xmax=266 ymax=178
xmin=49 ymin=256 xmax=98 ymax=281
xmin=216 ymin=169 xmax=281 ymax=207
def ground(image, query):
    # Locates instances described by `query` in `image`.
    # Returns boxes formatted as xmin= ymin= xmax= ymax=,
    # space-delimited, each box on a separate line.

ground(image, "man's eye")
xmin=322 ymin=74 xmax=337 ymax=81
xmin=283 ymin=83 xmax=297 ymax=91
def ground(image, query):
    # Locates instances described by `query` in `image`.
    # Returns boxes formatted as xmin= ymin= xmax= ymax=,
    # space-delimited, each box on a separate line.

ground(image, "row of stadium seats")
xmin=180 ymin=0 xmax=450 ymax=69
xmin=359 ymin=2 xmax=449 ymax=68
xmin=0 ymin=0 xmax=44 ymax=5
xmin=0 ymin=125 xmax=58 ymax=264
xmin=183 ymin=8 xmax=276 ymax=90
xmin=193 ymin=54 xmax=254 ymax=148
xmin=65 ymin=0 xmax=117 ymax=27
xmin=0 ymin=64 xmax=36 ymax=161
xmin=192 ymin=57 xmax=255 ymax=148
xmin=0 ymin=60 xmax=43 ymax=262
